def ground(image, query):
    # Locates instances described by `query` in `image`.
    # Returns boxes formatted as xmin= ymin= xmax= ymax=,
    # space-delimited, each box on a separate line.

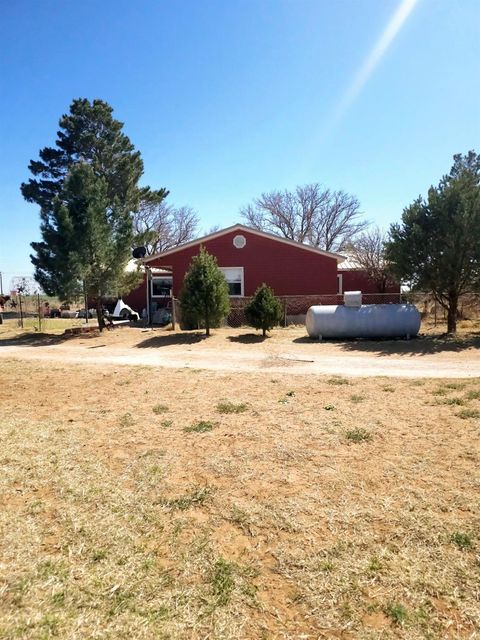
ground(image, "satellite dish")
xmin=132 ymin=246 xmax=147 ymax=259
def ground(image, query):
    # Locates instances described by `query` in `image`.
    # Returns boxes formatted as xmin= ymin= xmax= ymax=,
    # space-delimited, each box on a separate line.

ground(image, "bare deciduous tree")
xmin=350 ymin=227 xmax=395 ymax=293
xmin=240 ymin=183 xmax=367 ymax=251
xmin=133 ymin=201 xmax=199 ymax=255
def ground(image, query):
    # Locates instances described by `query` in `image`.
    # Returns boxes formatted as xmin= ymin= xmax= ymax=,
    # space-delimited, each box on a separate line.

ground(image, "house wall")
xmin=146 ymin=229 xmax=339 ymax=297
xmin=339 ymin=269 xmax=401 ymax=295
xmin=124 ymin=278 xmax=148 ymax=312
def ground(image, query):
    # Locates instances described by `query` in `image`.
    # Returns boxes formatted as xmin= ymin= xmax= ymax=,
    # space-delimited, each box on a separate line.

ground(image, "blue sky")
xmin=1 ymin=0 xmax=479 ymax=285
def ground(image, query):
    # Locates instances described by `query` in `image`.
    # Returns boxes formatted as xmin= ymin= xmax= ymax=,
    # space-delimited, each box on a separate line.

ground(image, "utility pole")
xmin=0 ymin=271 xmax=3 ymax=296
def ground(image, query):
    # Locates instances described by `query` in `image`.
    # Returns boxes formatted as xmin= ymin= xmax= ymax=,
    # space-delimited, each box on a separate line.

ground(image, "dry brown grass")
xmin=0 ymin=317 xmax=82 ymax=338
xmin=0 ymin=359 xmax=479 ymax=639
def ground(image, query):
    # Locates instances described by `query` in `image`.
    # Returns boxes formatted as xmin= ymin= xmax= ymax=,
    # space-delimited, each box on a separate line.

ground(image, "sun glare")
xmin=320 ymin=0 xmax=420 ymax=140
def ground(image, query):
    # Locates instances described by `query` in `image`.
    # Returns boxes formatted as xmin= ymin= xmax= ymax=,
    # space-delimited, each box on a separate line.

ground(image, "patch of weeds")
xmin=91 ymin=549 xmax=107 ymax=563
xmin=207 ymin=557 xmax=257 ymax=606
xmin=465 ymin=389 xmax=480 ymax=400
xmin=444 ymin=382 xmax=466 ymax=390
xmin=450 ymin=531 xmax=472 ymax=550
xmin=228 ymin=506 xmax=252 ymax=535
xmin=152 ymin=404 xmax=169 ymax=414
xmin=148 ymin=464 xmax=163 ymax=477
xmin=138 ymin=605 xmax=170 ymax=621
xmin=36 ymin=559 xmax=68 ymax=580
xmin=345 ymin=427 xmax=372 ymax=443
xmin=432 ymin=387 xmax=448 ymax=396
xmin=442 ymin=397 xmax=465 ymax=406
xmin=456 ymin=408 xmax=480 ymax=420
xmin=350 ymin=394 xmax=365 ymax=403
xmin=161 ymin=420 xmax=173 ymax=428
xmin=119 ymin=412 xmax=134 ymax=428
xmin=39 ymin=614 xmax=60 ymax=635
xmin=286 ymin=390 xmax=295 ymax=397
xmin=324 ymin=404 xmax=336 ymax=411
xmin=384 ymin=602 xmax=408 ymax=625
xmin=382 ymin=385 xmax=395 ymax=392
xmin=368 ymin=556 xmax=383 ymax=573
xmin=184 ymin=420 xmax=215 ymax=433
xmin=327 ymin=376 xmax=349 ymax=386
xmin=319 ymin=560 xmax=334 ymax=572
xmin=158 ymin=486 xmax=212 ymax=510
xmin=216 ymin=401 xmax=248 ymax=414
xmin=51 ymin=590 xmax=65 ymax=607
xmin=210 ymin=557 xmax=236 ymax=605
xmin=270 ymin=378 xmax=279 ymax=383
xmin=108 ymin=586 xmax=134 ymax=616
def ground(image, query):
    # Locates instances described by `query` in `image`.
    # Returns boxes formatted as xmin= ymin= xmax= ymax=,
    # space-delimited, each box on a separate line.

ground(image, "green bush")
xmin=179 ymin=247 xmax=230 ymax=336
xmin=245 ymin=283 xmax=282 ymax=337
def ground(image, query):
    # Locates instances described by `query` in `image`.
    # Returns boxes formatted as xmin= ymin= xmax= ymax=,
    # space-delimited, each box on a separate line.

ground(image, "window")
xmin=220 ymin=267 xmax=244 ymax=297
xmin=151 ymin=277 xmax=172 ymax=297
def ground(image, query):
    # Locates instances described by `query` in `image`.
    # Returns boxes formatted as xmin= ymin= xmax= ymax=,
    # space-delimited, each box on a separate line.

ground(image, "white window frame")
xmin=337 ymin=273 xmax=343 ymax=295
xmin=220 ymin=266 xmax=244 ymax=297
xmin=151 ymin=276 xmax=173 ymax=298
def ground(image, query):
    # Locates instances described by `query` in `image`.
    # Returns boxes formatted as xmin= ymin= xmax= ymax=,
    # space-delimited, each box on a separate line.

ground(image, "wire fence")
xmin=169 ymin=292 xmax=407 ymax=329
xmin=226 ymin=293 xmax=406 ymax=328
xmin=415 ymin=293 xmax=480 ymax=325
xmin=0 ymin=293 xmax=81 ymax=330
xmin=4 ymin=291 xmax=480 ymax=331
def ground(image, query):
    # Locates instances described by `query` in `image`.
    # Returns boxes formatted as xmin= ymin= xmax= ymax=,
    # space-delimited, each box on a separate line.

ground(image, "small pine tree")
xmin=245 ymin=283 xmax=283 ymax=337
xmin=180 ymin=247 xmax=230 ymax=336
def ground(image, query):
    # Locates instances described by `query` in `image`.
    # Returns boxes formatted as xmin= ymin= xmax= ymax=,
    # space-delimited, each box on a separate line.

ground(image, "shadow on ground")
xmin=228 ymin=334 xmax=266 ymax=344
xmin=136 ymin=332 xmax=207 ymax=348
xmin=293 ymin=333 xmax=480 ymax=356
xmin=0 ymin=332 xmax=67 ymax=347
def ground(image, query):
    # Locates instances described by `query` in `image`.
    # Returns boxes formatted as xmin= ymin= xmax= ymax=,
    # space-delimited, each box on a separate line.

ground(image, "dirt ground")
xmin=1 ymin=322 xmax=480 ymax=377
xmin=1 ymin=322 xmax=479 ymax=638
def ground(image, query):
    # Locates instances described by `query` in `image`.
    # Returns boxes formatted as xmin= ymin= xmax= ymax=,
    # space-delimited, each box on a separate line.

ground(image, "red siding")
xmin=124 ymin=278 xmax=148 ymax=311
xmin=339 ymin=269 xmax=400 ymax=295
xmin=147 ymin=229 xmax=338 ymax=297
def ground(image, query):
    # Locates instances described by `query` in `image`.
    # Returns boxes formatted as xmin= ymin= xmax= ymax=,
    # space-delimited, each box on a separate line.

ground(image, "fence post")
xmin=18 ymin=293 xmax=24 ymax=328
xmin=284 ymin=298 xmax=287 ymax=327
xmin=171 ymin=296 xmax=176 ymax=330
xmin=37 ymin=293 xmax=42 ymax=332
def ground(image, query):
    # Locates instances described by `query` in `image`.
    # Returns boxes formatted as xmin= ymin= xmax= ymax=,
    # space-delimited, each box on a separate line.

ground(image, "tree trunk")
xmin=205 ymin=310 xmax=210 ymax=336
xmin=262 ymin=327 xmax=266 ymax=337
xmin=96 ymin=296 xmax=105 ymax=332
xmin=446 ymin=293 xmax=458 ymax=334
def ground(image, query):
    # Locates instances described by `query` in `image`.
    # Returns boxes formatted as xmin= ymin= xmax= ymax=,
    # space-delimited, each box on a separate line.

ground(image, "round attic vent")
xmin=233 ymin=234 xmax=246 ymax=249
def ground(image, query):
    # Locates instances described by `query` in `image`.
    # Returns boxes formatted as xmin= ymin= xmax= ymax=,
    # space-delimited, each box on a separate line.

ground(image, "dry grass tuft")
xmin=216 ymin=401 xmax=248 ymax=414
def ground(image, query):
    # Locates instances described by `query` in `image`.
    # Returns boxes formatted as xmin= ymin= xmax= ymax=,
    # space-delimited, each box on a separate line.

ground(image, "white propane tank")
xmin=305 ymin=304 xmax=421 ymax=339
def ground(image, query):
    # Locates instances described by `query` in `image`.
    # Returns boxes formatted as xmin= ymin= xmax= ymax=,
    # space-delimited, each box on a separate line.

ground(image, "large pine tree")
xmin=387 ymin=151 xmax=480 ymax=333
xmin=22 ymin=98 xmax=168 ymax=327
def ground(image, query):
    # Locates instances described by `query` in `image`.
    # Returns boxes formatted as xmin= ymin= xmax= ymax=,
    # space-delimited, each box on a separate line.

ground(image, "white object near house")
xmin=113 ymin=299 xmax=140 ymax=321
xmin=343 ymin=290 xmax=362 ymax=307
xmin=305 ymin=303 xmax=421 ymax=339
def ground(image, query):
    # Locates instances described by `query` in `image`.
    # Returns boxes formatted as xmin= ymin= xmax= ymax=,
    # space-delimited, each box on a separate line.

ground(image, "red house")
xmin=124 ymin=224 xmax=400 ymax=322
